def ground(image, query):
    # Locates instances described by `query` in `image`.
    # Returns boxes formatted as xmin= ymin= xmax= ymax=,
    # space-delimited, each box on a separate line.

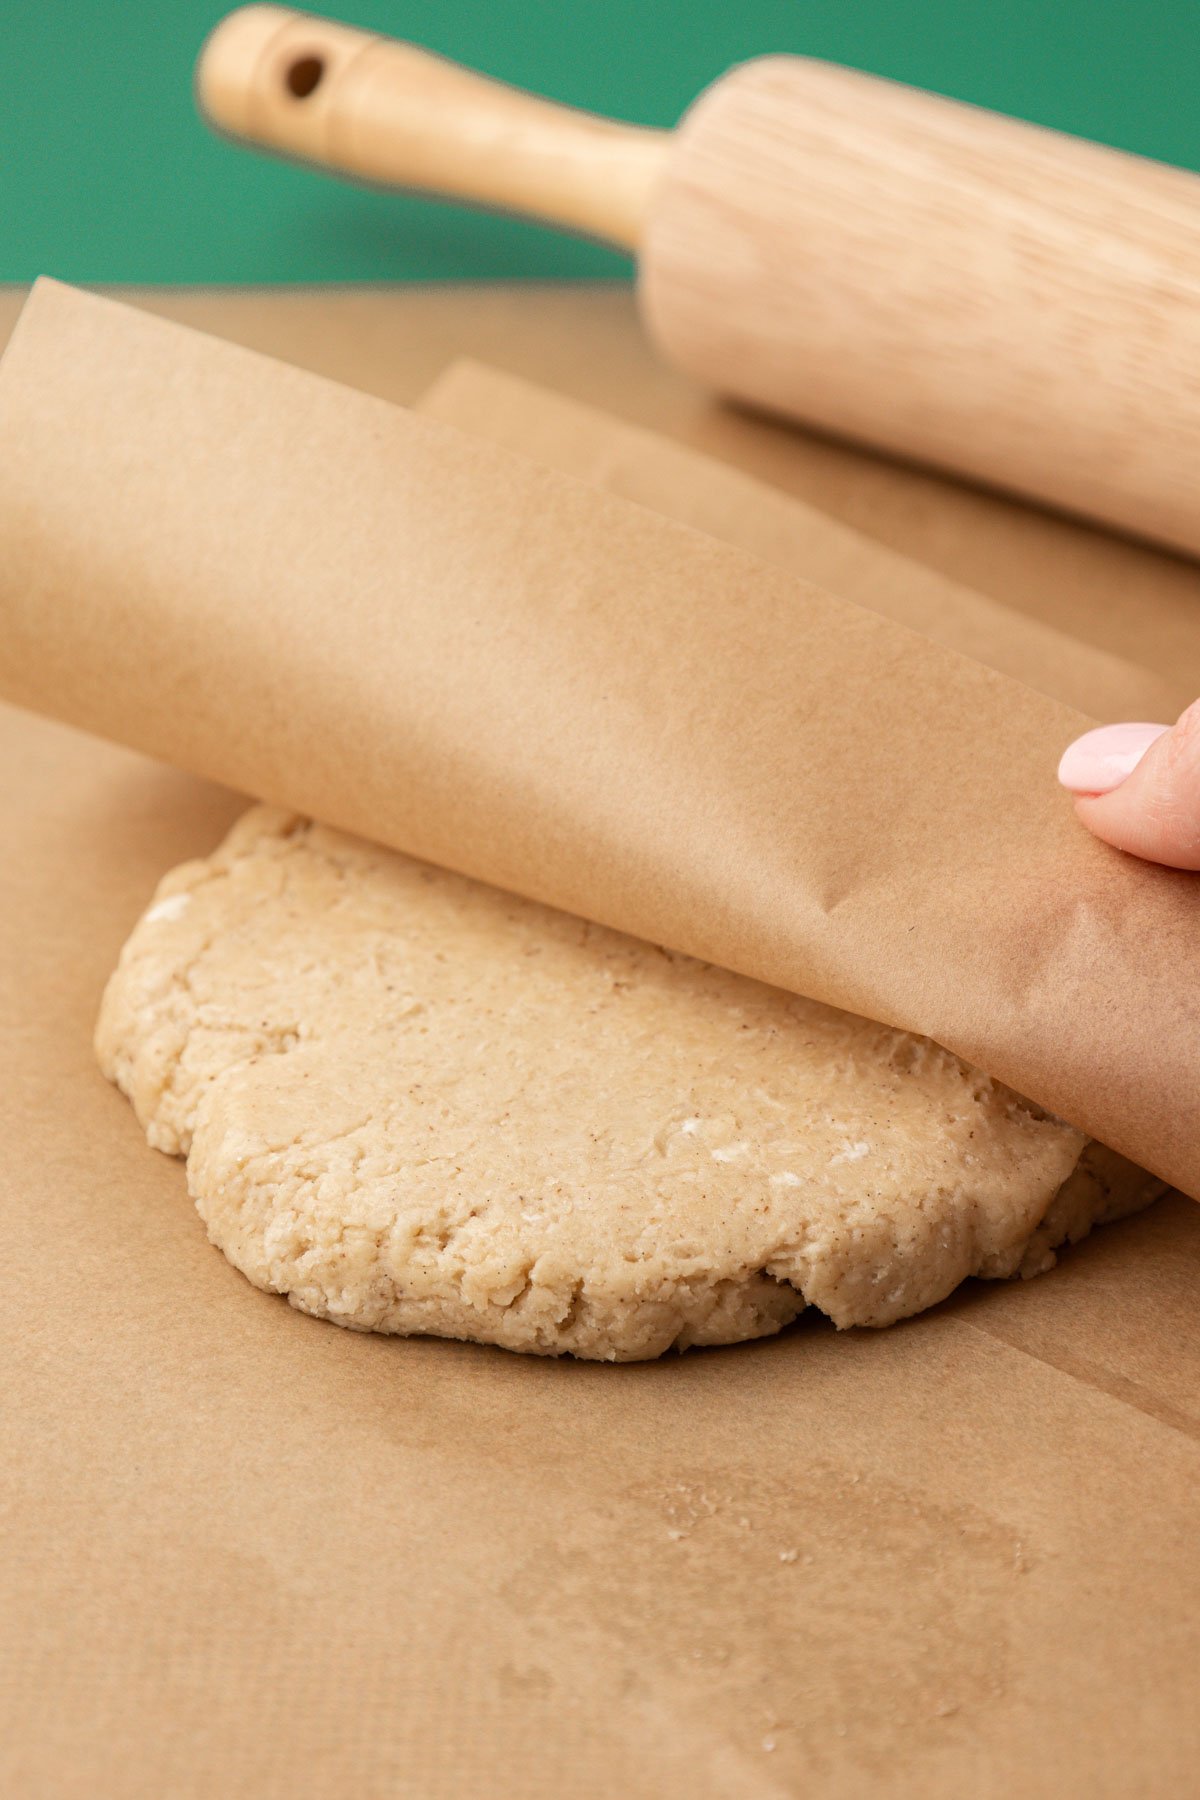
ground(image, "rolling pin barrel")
xmin=639 ymin=56 xmax=1200 ymax=557
xmin=198 ymin=6 xmax=1200 ymax=556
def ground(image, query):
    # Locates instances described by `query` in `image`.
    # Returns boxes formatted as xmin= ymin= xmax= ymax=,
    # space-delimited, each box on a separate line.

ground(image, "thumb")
xmin=1058 ymin=702 xmax=1200 ymax=869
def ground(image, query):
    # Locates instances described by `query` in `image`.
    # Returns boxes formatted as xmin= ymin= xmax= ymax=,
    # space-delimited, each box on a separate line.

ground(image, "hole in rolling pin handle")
xmin=284 ymin=54 xmax=325 ymax=99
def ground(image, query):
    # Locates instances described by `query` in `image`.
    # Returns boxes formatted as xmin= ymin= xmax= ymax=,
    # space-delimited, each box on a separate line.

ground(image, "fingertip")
xmin=1057 ymin=722 xmax=1169 ymax=795
xmin=1067 ymin=708 xmax=1200 ymax=869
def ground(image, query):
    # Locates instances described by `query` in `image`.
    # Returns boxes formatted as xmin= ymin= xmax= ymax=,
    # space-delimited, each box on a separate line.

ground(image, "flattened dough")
xmin=97 ymin=808 xmax=1162 ymax=1361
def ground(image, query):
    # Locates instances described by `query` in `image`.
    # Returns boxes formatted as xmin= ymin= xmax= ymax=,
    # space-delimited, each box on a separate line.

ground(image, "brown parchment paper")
xmin=64 ymin=277 xmax=1200 ymax=691
xmin=4 ymin=284 xmax=1200 ymax=1800
xmin=0 ymin=277 xmax=1197 ymax=1201
xmin=418 ymin=360 xmax=1186 ymax=722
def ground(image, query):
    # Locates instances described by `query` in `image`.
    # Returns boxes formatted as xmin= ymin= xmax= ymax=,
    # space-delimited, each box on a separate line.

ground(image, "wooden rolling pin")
xmin=197 ymin=6 xmax=1200 ymax=556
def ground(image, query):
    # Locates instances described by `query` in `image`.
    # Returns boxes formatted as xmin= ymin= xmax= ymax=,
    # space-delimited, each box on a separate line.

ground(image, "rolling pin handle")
xmin=197 ymin=4 xmax=669 ymax=252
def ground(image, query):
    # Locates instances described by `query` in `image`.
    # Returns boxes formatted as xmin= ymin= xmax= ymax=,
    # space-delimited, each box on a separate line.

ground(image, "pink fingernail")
xmin=1057 ymin=721 xmax=1169 ymax=795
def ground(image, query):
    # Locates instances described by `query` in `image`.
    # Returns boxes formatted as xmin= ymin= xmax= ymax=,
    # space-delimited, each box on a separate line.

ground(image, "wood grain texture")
xmin=198 ymin=6 xmax=667 ymax=251
xmin=639 ymin=57 xmax=1200 ymax=555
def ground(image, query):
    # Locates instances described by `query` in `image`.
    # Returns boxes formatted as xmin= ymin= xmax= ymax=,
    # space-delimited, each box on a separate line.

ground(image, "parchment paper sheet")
xmin=0 ymin=278 xmax=1197 ymax=1198
xmin=418 ymin=360 xmax=1186 ymax=722
xmin=2 ymin=286 xmax=1199 ymax=1799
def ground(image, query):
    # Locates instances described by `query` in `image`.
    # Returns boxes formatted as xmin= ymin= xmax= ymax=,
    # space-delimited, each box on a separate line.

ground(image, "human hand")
xmin=1058 ymin=703 xmax=1200 ymax=869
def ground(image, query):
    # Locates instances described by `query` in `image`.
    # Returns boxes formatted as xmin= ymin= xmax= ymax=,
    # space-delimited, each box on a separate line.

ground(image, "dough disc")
xmin=97 ymin=808 xmax=1161 ymax=1361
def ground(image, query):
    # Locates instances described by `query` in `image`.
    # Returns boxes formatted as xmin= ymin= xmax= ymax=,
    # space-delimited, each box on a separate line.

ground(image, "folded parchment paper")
xmin=0 ymin=279 xmax=1196 ymax=1198
xmin=418 ymin=361 xmax=1186 ymax=722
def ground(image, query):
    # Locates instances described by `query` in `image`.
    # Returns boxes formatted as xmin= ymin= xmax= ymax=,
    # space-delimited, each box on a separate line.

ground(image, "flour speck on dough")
xmin=143 ymin=892 xmax=192 ymax=925
xmin=96 ymin=807 xmax=1163 ymax=1361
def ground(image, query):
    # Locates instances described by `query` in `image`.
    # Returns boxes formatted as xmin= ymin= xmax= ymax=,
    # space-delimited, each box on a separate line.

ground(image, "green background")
xmin=7 ymin=0 xmax=1200 ymax=284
